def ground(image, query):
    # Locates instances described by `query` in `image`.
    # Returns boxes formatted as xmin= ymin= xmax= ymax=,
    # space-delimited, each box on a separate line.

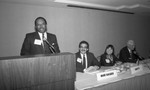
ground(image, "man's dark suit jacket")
xmin=75 ymin=52 xmax=99 ymax=72
xmin=20 ymin=32 xmax=60 ymax=55
xmin=119 ymin=46 xmax=140 ymax=63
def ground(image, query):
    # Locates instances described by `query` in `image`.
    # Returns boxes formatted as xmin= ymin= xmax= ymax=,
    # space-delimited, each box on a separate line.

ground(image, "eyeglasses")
xmin=80 ymin=46 xmax=88 ymax=49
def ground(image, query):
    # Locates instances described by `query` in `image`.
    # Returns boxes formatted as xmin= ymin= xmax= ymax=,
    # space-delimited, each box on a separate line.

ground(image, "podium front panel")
xmin=0 ymin=53 xmax=75 ymax=90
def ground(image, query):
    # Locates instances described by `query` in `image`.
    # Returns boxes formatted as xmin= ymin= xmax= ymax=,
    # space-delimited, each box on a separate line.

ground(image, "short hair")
xmin=35 ymin=17 xmax=47 ymax=26
xmin=127 ymin=40 xmax=135 ymax=46
xmin=79 ymin=40 xmax=89 ymax=49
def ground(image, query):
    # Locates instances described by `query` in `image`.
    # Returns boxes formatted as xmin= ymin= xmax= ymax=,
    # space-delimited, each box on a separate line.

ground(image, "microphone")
xmin=43 ymin=38 xmax=56 ymax=53
xmin=142 ymin=60 xmax=150 ymax=70
xmin=133 ymin=50 xmax=144 ymax=60
xmin=133 ymin=50 xmax=138 ymax=55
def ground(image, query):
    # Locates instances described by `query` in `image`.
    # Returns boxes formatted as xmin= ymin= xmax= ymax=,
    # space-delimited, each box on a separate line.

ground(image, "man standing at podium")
xmin=76 ymin=41 xmax=100 ymax=72
xmin=20 ymin=17 xmax=60 ymax=55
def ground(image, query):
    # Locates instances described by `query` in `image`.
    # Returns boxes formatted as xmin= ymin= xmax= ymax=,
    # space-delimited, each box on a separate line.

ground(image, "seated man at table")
xmin=75 ymin=40 xmax=100 ymax=72
xmin=119 ymin=40 xmax=144 ymax=63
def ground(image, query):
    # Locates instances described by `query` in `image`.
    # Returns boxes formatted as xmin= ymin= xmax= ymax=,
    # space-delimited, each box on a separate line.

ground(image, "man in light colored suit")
xmin=21 ymin=17 xmax=60 ymax=55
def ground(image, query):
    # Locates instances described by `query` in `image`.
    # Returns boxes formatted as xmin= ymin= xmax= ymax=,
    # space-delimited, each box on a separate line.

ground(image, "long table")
xmin=75 ymin=59 xmax=150 ymax=90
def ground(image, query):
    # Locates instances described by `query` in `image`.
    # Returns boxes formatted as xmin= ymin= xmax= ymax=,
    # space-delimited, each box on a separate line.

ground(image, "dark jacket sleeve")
xmin=100 ymin=54 xmax=106 ymax=66
xmin=90 ymin=53 xmax=100 ymax=67
xmin=20 ymin=34 xmax=31 ymax=56
xmin=52 ymin=34 xmax=60 ymax=53
xmin=119 ymin=47 xmax=129 ymax=63
xmin=76 ymin=67 xmax=84 ymax=72
xmin=132 ymin=49 xmax=144 ymax=60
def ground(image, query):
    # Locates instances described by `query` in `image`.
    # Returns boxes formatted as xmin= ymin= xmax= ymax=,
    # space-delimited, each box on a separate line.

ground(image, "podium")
xmin=0 ymin=52 xmax=75 ymax=90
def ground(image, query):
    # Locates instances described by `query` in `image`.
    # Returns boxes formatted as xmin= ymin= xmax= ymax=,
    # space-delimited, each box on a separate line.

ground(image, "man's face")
xmin=127 ymin=40 xmax=135 ymax=50
xmin=79 ymin=43 xmax=88 ymax=54
xmin=35 ymin=19 xmax=47 ymax=33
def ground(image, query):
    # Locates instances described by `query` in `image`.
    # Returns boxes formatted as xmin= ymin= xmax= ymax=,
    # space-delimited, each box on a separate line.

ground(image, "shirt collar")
xmin=127 ymin=48 xmax=132 ymax=53
xmin=38 ymin=32 xmax=47 ymax=40
xmin=80 ymin=53 xmax=87 ymax=58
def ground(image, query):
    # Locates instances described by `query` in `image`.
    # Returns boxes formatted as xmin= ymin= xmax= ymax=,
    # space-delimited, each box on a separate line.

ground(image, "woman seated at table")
xmin=100 ymin=44 xmax=119 ymax=66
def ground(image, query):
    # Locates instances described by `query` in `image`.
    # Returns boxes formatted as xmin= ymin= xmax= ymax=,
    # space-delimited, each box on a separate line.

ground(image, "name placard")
xmin=96 ymin=70 xmax=117 ymax=81
xmin=130 ymin=65 xmax=143 ymax=74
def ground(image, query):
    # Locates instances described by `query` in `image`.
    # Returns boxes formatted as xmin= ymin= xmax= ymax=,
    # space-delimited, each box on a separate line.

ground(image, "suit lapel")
xmin=76 ymin=52 xmax=81 ymax=59
xmin=34 ymin=32 xmax=41 ymax=40
xmin=47 ymin=33 xmax=53 ymax=45
xmin=126 ymin=47 xmax=131 ymax=57
xmin=34 ymin=32 xmax=44 ymax=52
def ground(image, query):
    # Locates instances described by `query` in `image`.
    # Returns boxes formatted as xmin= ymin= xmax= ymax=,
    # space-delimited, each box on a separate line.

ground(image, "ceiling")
xmin=1 ymin=0 xmax=150 ymax=16
xmin=54 ymin=0 xmax=150 ymax=15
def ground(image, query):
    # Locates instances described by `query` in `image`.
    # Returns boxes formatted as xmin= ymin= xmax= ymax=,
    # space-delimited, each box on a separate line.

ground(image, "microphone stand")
xmin=142 ymin=60 xmax=150 ymax=70
xmin=134 ymin=51 xmax=144 ymax=65
xmin=43 ymin=39 xmax=56 ymax=54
